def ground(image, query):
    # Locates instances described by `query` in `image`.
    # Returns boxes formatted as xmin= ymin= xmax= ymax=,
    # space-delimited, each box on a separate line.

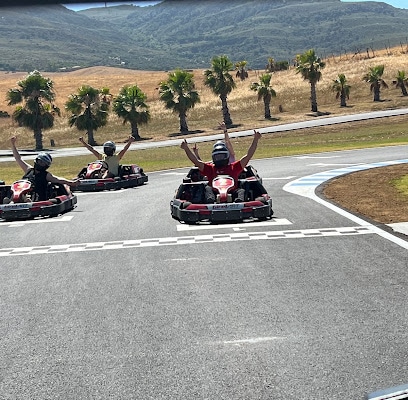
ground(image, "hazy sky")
xmin=64 ymin=1 xmax=160 ymax=10
xmin=341 ymin=0 xmax=407 ymax=8
xmin=64 ymin=0 xmax=408 ymax=11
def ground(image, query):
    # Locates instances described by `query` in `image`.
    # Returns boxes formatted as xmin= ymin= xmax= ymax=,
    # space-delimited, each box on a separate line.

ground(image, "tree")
xmin=113 ymin=85 xmax=150 ymax=140
xmin=331 ymin=73 xmax=351 ymax=107
xmin=235 ymin=60 xmax=249 ymax=81
xmin=362 ymin=65 xmax=388 ymax=102
xmin=65 ymin=85 xmax=110 ymax=145
xmin=266 ymin=57 xmax=275 ymax=72
xmin=6 ymin=70 xmax=60 ymax=150
xmin=295 ymin=49 xmax=326 ymax=113
xmin=250 ymin=73 xmax=277 ymax=119
xmin=159 ymin=69 xmax=200 ymax=134
xmin=393 ymin=70 xmax=408 ymax=96
xmin=204 ymin=55 xmax=236 ymax=127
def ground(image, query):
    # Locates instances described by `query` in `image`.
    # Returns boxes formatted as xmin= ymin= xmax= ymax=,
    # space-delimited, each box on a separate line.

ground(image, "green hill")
xmin=1 ymin=0 xmax=407 ymax=71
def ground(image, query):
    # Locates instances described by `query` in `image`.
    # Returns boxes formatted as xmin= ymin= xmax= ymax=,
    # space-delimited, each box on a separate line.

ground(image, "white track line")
xmin=284 ymin=159 xmax=408 ymax=249
xmin=0 ymin=226 xmax=374 ymax=257
xmin=0 ymin=215 xmax=73 ymax=228
xmin=176 ymin=218 xmax=291 ymax=231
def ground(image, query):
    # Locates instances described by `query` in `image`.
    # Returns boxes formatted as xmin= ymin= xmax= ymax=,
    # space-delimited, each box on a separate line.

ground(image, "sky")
xmin=341 ymin=0 xmax=407 ymax=7
xmin=63 ymin=0 xmax=408 ymax=11
xmin=63 ymin=1 xmax=160 ymax=10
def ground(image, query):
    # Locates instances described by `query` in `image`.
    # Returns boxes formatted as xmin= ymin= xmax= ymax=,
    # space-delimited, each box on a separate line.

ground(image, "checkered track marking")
xmin=0 ymin=226 xmax=374 ymax=257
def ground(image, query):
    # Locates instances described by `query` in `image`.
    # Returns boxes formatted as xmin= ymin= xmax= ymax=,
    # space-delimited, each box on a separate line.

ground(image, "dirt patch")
xmin=322 ymin=164 xmax=408 ymax=224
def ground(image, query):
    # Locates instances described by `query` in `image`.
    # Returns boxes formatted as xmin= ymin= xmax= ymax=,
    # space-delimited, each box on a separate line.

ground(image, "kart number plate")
xmin=0 ymin=203 xmax=30 ymax=210
xmin=79 ymin=179 xmax=99 ymax=184
xmin=208 ymin=203 xmax=244 ymax=210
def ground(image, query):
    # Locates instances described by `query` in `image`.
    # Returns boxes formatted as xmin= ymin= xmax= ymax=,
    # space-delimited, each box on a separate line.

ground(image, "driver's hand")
xmin=180 ymin=139 xmax=188 ymax=150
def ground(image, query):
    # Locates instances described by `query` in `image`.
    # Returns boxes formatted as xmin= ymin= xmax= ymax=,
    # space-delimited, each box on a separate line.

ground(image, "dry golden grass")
xmin=0 ymin=47 xmax=408 ymax=150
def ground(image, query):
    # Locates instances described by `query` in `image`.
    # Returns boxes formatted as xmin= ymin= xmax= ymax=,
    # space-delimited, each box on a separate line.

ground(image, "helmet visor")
xmin=35 ymin=158 xmax=48 ymax=167
xmin=212 ymin=151 xmax=229 ymax=162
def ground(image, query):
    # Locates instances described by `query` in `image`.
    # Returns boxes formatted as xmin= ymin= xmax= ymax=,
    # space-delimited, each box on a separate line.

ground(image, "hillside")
xmin=0 ymin=0 xmax=408 ymax=71
xmin=1 ymin=44 xmax=408 ymax=153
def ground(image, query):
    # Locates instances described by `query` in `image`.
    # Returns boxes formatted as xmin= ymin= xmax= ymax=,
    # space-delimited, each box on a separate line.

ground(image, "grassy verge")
xmin=1 ymin=116 xmax=407 ymax=184
xmin=393 ymin=175 xmax=408 ymax=197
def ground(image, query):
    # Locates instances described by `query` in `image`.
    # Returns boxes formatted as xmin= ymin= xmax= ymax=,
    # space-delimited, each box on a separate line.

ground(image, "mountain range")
xmin=1 ymin=0 xmax=408 ymax=72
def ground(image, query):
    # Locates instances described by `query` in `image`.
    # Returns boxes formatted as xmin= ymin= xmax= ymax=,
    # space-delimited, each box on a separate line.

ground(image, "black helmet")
xmin=103 ymin=141 xmax=116 ymax=156
xmin=212 ymin=142 xmax=230 ymax=167
xmin=34 ymin=152 xmax=52 ymax=171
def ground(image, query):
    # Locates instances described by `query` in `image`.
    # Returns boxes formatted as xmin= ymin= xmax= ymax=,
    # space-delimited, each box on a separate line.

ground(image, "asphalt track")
xmin=0 ymin=110 xmax=407 ymax=399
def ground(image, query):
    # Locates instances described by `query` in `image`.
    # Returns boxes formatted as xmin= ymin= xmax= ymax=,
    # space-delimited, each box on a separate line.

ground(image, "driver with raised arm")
xmin=180 ymin=129 xmax=261 ymax=203
xmin=8 ymin=136 xmax=79 ymax=202
xmin=79 ymin=135 xmax=135 ymax=178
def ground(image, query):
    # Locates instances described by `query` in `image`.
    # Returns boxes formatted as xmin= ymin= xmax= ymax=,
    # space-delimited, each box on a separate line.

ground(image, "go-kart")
xmin=170 ymin=165 xmax=273 ymax=224
xmin=73 ymin=160 xmax=148 ymax=192
xmin=0 ymin=179 xmax=77 ymax=221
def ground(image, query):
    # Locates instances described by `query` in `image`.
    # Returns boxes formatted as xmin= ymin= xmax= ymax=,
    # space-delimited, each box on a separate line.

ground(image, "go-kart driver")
xmin=9 ymin=136 xmax=79 ymax=202
xmin=79 ymin=135 xmax=135 ymax=178
xmin=180 ymin=129 xmax=261 ymax=203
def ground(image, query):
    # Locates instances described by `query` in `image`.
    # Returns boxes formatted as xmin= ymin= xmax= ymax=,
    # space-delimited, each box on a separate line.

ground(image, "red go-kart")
xmin=170 ymin=165 xmax=273 ymax=224
xmin=73 ymin=160 xmax=148 ymax=192
xmin=0 ymin=179 xmax=77 ymax=221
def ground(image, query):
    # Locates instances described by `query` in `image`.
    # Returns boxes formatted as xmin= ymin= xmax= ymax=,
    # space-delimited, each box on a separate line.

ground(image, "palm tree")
xmin=250 ymin=73 xmax=277 ymax=119
xmin=65 ymin=85 xmax=110 ymax=145
xmin=393 ymin=70 xmax=408 ymax=96
xmin=266 ymin=57 xmax=275 ymax=72
xmin=331 ymin=74 xmax=351 ymax=107
xmin=204 ymin=55 xmax=236 ymax=127
xmin=159 ymin=69 xmax=200 ymax=134
xmin=295 ymin=49 xmax=326 ymax=113
xmin=113 ymin=85 xmax=150 ymax=140
xmin=6 ymin=70 xmax=60 ymax=150
xmin=235 ymin=60 xmax=249 ymax=81
xmin=362 ymin=65 xmax=388 ymax=102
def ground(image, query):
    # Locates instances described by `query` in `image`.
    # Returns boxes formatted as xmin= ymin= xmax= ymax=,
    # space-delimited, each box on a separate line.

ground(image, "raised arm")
xmin=219 ymin=122 xmax=235 ymax=161
xmin=46 ymin=172 xmax=80 ymax=187
xmin=180 ymin=139 xmax=205 ymax=171
xmin=192 ymin=143 xmax=202 ymax=161
xmin=117 ymin=136 xmax=135 ymax=160
xmin=239 ymin=130 xmax=261 ymax=169
xmin=79 ymin=136 xmax=101 ymax=159
xmin=10 ymin=136 xmax=31 ymax=173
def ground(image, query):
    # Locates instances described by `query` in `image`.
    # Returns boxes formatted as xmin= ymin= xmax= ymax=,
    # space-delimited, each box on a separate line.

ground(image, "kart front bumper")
xmin=171 ymin=199 xmax=273 ymax=224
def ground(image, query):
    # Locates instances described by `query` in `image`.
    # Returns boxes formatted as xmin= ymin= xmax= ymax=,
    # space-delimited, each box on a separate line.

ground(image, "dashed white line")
xmin=0 ymin=226 xmax=374 ymax=257
xmin=176 ymin=218 xmax=292 ymax=232
xmin=0 ymin=215 xmax=74 ymax=227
